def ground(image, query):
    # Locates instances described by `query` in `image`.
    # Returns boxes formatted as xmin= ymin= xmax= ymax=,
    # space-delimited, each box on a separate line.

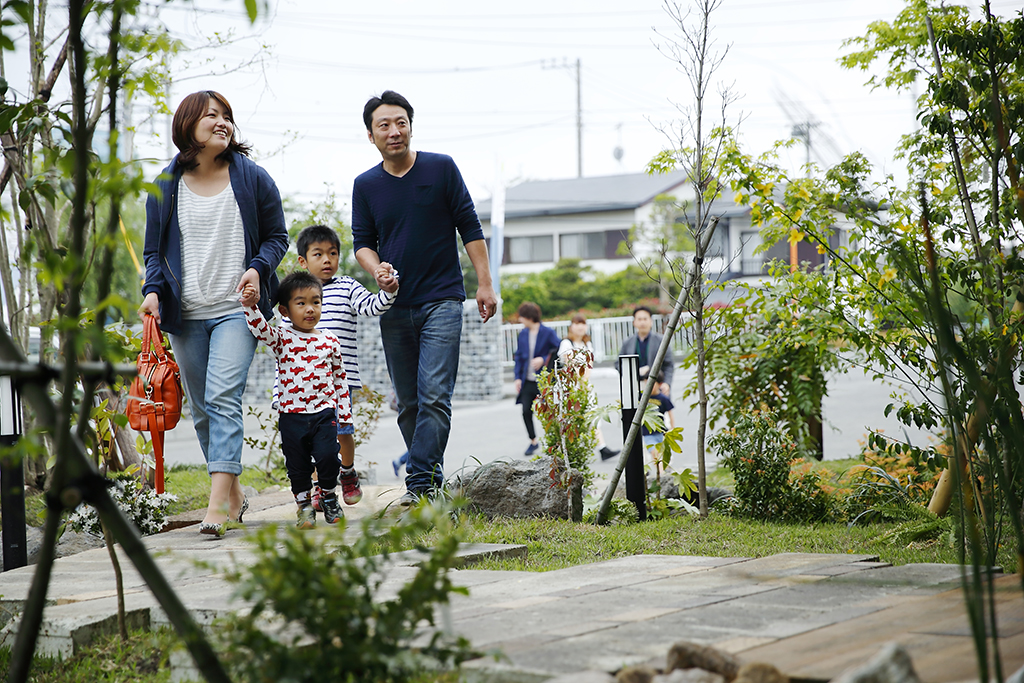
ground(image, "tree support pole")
xmin=598 ymin=263 xmax=696 ymax=524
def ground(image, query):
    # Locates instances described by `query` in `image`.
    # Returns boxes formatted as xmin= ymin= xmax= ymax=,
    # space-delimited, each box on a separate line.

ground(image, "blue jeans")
xmin=380 ymin=300 xmax=462 ymax=493
xmin=169 ymin=312 xmax=257 ymax=476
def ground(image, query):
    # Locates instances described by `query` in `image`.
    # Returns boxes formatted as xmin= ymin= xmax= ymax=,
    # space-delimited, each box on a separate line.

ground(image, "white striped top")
xmin=178 ymin=179 xmax=245 ymax=320
xmin=320 ymin=277 xmax=397 ymax=389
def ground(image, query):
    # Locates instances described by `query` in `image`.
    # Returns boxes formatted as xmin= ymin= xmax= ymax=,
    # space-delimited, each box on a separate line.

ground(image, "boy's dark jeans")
xmin=279 ymin=408 xmax=341 ymax=495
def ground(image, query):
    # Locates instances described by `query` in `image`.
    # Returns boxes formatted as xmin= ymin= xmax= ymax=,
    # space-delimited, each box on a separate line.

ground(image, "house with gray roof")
xmin=475 ymin=170 xmax=842 ymax=279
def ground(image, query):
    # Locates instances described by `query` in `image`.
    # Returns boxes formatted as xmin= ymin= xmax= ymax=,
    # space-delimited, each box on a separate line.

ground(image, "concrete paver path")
xmin=1 ymin=486 xmax=1021 ymax=682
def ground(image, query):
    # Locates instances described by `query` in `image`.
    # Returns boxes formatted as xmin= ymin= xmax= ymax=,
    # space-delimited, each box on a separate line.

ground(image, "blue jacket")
xmin=142 ymin=152 xmax=289 ymax=335
xmin=513 ymin=323 xmax=561 ymax=390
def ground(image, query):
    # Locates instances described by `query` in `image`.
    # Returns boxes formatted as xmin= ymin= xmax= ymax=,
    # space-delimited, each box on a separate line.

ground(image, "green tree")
xmin=627 ymin=193 xmax=696 ymax=308
xmin=718 ymin=3 xmax=1024 ymax=679
xmin=0 ymin=2 xmax=266 ymax=680
xmin=282 ymin=188 xmax=374 ymax=288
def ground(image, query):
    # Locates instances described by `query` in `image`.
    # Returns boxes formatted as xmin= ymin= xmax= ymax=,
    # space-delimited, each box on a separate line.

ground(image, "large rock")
xmin=458 ymin=459 xmax=583 ymax=521
xmin=829 ymin=643 xmax=920 ymax=683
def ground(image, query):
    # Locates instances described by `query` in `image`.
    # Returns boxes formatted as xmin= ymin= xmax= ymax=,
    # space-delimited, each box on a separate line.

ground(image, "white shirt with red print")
xmin=242 ymin=306 xmax=352 ymax=423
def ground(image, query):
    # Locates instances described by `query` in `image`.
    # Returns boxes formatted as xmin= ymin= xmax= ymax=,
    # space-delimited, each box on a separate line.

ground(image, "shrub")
xmin=532 ymin=354 xmax=597 ymax=488
xmin=65 ymin=469 xmax=176 ymax=536
xmin=710 ymin=408 xmax=838 ymax=523
xmin=216 ymin=501 xmax=480 ymax=683
xmin=845 ymin=432 xmax=944 ymax=524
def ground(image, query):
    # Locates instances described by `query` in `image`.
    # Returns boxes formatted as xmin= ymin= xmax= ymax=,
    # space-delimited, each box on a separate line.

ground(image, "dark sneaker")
xmin=600 ymin=446 xmax=620 ymax=461
xmin=525 ymin=442 xmax=540 ymax=455
xmin=310 ymin=485 xmax=323 ymax=512
xmin=296 ymin=502 xmax=316 ymax=529
xmin=340 ymin=468 xmax=363 ymax=505
xmin=319 ymin=491 xmax=343 ymax=524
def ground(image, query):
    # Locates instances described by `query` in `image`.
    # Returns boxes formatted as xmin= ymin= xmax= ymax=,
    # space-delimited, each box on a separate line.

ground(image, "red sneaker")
xmin=340 ymin=469 xmax=362 ymax=505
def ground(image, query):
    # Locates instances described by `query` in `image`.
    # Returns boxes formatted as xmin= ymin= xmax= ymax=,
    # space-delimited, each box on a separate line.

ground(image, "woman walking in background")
xmin=513 ymin=302 xmax=560 ymax=455
xmin=139 ymin=90 xmax=289 ymax=535
xmin=558 ymin=314 xmax=619 ymax=461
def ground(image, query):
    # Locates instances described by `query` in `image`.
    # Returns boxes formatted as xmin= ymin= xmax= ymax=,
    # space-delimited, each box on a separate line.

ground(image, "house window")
xmin=605 ymin=229 xmax=630 ymax=259
xmin=560 ymin=232 xmax=605 ymax=259
xmin=508 ymin=235 xmax=554 ymax=264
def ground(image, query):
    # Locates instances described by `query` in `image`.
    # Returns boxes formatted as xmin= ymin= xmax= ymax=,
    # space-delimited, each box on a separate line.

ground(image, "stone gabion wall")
xmin=243 ymin=300 xmax=503 ymax=405
xmin=241 ymin=346 xmax=276 ymax=408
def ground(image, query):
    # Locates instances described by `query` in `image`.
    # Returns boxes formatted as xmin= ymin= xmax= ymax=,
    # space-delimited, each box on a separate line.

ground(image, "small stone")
xmin=734 ymin=662 xmax=787 ymax=683
xmin=655 ymin=668 xmax=727 ymax=683
xmin=667 ymin=642 xmax=740 ymax=682
xmin=617 ymin=666 xmax=658 ymax=683
xmin=829 ymin=643 xmax=920 ymax=683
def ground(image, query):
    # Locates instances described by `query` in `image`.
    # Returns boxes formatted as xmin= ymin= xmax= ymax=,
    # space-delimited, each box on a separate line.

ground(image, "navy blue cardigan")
xmin=513 ymin=324 xmax=561 ymax=395
xmin=142 ymin=153 xmax=289 ymax=335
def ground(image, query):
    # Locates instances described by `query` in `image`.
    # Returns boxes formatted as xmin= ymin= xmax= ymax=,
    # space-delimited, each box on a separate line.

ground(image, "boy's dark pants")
xmin=279 ymin=408 xmax=341 ymax=495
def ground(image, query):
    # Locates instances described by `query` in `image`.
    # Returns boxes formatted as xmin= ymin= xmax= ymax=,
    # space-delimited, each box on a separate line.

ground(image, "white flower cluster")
xmin=66 ymin=474 xmax=178 ymax=537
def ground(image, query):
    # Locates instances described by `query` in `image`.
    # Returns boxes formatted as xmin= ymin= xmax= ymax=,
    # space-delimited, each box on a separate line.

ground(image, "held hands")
xmin=238 ymin=283 xmax=259 ymax=308
xmin=236 ymin=268 xmax=261 ymax=304
xmin=375 ymin=262 xmax=399 ymax=293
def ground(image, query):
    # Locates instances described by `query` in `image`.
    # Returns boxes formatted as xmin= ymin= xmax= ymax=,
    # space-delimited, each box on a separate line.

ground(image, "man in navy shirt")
xmin=351 ymin=90 xmax=498 ymax=504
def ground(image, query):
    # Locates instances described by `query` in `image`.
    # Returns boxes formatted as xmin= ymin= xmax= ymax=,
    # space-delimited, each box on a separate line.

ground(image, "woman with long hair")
xmin=558 ymin=314 xmax=619 ymax=461
xmin=139 ymin=90 xmax=289 ymax=535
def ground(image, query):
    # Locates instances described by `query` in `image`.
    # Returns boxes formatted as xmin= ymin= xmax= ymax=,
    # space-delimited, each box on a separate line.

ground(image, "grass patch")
xmin=422 ymin=510 xmax=1018 ymax=574
xmin=0 ymin=626 xmax=178 ymax=682
xmin=0 ymin=625 xmax=461 ymax=683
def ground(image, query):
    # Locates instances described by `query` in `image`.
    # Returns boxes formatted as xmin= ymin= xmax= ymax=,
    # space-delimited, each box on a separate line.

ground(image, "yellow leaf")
xmin=791 ymin=208 xmax=804 ymax=222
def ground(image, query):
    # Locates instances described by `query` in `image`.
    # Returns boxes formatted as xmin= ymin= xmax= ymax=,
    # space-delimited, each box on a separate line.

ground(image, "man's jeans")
xmin=169 ymin=312 xmax=258 ymax=476
xmin=380 ymin=300 xmax=462 ymax=493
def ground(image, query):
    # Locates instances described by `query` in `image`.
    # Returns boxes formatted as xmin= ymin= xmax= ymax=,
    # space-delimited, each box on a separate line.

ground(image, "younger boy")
xmin=292 ymin=225 xmax=399 ymax=510
xmin=240 ymin=272 xmax=351 ymax=528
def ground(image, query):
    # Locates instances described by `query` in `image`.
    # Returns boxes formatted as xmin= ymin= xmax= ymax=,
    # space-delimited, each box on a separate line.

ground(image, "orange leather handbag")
xmin=126 ymin=315 xmax=183 ymax=492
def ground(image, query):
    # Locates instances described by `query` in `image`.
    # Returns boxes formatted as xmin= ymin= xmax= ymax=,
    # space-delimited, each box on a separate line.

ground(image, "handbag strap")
xmin=142 ymin=314 xmax=170 ymax=361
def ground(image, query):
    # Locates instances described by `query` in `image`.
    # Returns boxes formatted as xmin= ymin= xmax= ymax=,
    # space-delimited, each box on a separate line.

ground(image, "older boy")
xmin=240 ymin=272 xmax=351 ymax=528
xmin=292 ymin=224 xmax=398 ymax=509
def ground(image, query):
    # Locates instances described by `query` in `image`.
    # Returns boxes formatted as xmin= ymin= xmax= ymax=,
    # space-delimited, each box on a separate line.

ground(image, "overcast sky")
xmin=19 ymin=0 xmax=1024 ymax=211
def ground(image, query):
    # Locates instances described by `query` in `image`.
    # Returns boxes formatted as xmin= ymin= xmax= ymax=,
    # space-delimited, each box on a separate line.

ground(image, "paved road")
xmin=162 ymin=363 xmax=938 ymax=489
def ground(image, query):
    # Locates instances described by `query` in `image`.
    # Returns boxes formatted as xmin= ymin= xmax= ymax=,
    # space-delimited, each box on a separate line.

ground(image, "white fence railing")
xmin=501 ymin=314 xmax=688 ymax=367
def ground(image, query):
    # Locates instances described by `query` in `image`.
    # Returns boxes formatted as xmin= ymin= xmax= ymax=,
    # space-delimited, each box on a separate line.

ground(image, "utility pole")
xmin=576 ymin=57 xmax=582 ymax=178
xmin=542 ymin=58 xmax=583 ymax=177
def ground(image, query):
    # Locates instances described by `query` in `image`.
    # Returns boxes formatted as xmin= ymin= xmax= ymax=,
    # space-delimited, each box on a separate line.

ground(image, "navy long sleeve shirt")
xmin=351 ymin=152 xmax=485 ymax=308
